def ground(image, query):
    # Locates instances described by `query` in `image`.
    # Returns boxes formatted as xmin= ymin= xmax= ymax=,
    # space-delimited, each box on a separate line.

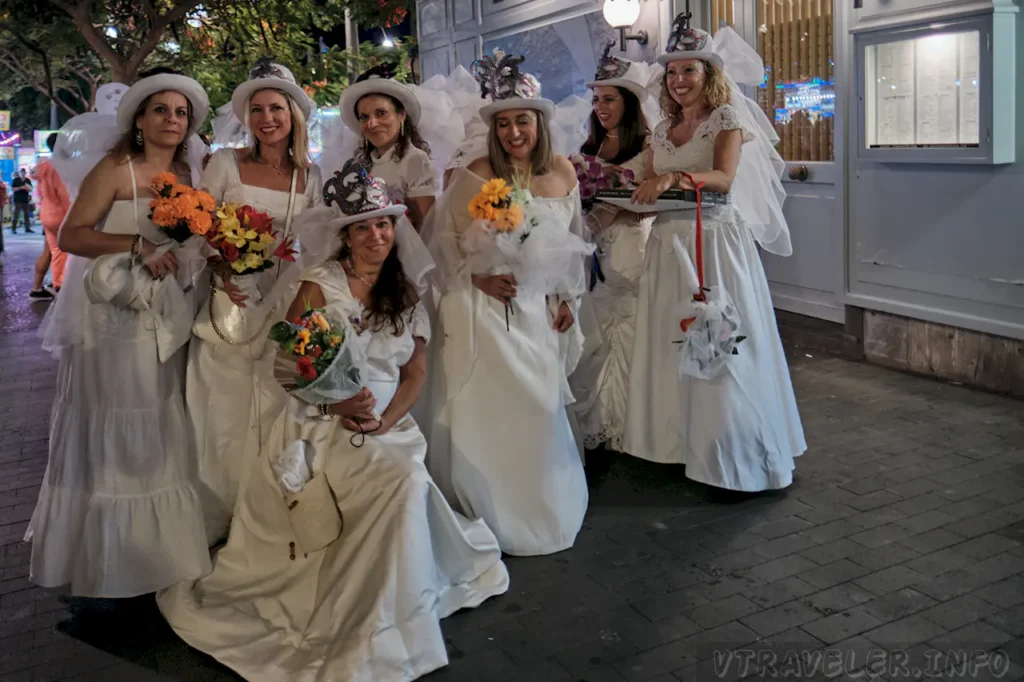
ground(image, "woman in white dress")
xmin=188 ymin=59 xmax=324 ymax=544
xmin=157 ymin=161 xmax=509 ymax=682
xmin=623 ymin=18 xmax=806 ymax=491
xmin=27 ymin=68 xmax=213 ymax=598
xmin=426 ymin=50 xmax=591 ymax=556
xmin=330 ymin=63 xmax=437 ymax=230
xmin=570 ymin=48 xmax=656 ymax=454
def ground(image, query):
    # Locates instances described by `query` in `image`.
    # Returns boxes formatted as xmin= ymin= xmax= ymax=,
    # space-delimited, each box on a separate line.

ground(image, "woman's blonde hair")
xmin=486 ymin=109 xmax=554 ymax=182
xmin=660 ymin=59 xmax=732 ymax=122
xmin=245 ymin=88 xmax=311 ymax=169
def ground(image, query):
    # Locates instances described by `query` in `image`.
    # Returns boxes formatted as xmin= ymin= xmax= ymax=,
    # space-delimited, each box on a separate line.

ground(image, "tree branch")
xmin=125 ymin=0 xmax=202 ymax=75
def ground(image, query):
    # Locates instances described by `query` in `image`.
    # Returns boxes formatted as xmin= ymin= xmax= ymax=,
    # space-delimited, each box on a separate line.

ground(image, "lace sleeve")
xmin=404 ymin=148 xmax=440 ymax=199
xmin=710 ymin=105 xmax=755 ymax=144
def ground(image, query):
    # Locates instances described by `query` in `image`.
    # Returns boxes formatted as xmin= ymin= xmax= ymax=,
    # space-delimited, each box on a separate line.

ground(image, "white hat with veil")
xmin=39 ymin=71 xmax=213 ymax=357
xmin=317 ymin=63 xmax=469 ymax=185
xmin=658 ymin=16 xmax=792 ymax=256
xmin=211 ymin=58 xmax=317 ymax=149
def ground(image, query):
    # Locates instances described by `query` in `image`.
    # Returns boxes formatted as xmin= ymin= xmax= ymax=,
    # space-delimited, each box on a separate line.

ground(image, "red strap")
xmin=680 ymin=172 xmax=706 ymax=302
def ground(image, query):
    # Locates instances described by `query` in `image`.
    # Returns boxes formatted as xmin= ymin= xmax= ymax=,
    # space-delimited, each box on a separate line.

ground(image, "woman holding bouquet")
xmin=570 ymin=48 xmax=658 ymax=455
xmin=188 ymin=59 xmax=324 ymax=545
xmin=425 ymin=50 xmax=592 ymax=556
xmin=622 ymin=18 xmax=805 ymax=491
xmin=157 ymin=161 xmax=509 ymax=682
xmin=27 ymin=68 xmax=213 ymax=598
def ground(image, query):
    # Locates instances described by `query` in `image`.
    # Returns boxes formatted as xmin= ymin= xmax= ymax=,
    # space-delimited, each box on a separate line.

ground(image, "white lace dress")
xmin=157 ymin=261 xmax=509 ymax=682
xmin=365 ymin=145 xmax=438 ymax=204
xmin=570 ymin=151 xmax=653 ymax=452
xmin=27 ymin=165 xmax=211 ymax=597
xmin=188 ymin=148 xmax=323 ymax=544
xmin=426 ymin=168 xmax=589 ymax=556
xmin=622 ymin=106 xmax=807 ymax=491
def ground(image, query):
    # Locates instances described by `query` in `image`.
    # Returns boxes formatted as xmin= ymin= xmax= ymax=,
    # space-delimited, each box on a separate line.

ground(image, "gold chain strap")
xmin=208 ymin=270 xmax=267 ymax=346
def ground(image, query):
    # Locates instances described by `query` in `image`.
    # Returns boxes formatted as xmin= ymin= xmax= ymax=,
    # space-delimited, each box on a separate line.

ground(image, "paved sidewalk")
xmin=2 ymin=234 xmax=1023 ymax=681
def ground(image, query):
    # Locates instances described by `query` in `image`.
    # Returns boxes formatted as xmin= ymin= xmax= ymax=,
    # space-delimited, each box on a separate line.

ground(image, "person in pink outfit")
xmin=32 ymin=133 xmax=71 ymax=295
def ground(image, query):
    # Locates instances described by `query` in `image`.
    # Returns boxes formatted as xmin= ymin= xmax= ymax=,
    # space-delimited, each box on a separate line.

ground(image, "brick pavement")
xmin=2 ymin=234 xmax=1024 ymax=681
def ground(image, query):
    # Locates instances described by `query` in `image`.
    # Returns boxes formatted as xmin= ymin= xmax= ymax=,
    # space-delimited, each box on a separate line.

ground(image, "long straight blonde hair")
xmin=245 ymin=89 xmax=311 ymax=169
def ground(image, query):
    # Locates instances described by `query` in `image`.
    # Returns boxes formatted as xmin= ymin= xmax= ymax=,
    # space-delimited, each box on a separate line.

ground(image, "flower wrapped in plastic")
xmin=461 ymin=177 xmax=594 ymax=330
xmin=569 ymin=153 xmax=635 ymax=211
xmin=669 ymin=175 xmax=746 ymax=380
xmin=269 ymin=307 xmax=370 ymax=410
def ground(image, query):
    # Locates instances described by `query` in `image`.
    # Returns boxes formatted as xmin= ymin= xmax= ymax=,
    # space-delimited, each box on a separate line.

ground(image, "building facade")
xmin=418 ymin=0 xmax=1024 ymax=394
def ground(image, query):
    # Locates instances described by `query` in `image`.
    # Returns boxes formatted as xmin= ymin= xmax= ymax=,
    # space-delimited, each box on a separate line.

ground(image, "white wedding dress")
xmin=188 ymin=148 xmax=323 ymax=544
xmin=622 ymin=106 xmax=806 ymax=490
xmin=27 ymin=161 xmax=210 ymax=597
xmin=426 ymin=168 xmax=590 ymax=556
xmin=570 ymin=151 xmax=653 ymax=452
xmin=158 ymin=260 xmax=509 ymax=681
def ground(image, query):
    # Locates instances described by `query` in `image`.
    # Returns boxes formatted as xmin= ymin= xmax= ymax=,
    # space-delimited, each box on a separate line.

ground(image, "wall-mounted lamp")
xmin=602 ymin=0 xmax=648 ymax=52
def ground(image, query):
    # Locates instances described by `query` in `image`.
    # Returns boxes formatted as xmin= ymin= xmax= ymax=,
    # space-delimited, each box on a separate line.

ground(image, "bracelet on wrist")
xmin=318 ymin=404 xmax=331 ymax=417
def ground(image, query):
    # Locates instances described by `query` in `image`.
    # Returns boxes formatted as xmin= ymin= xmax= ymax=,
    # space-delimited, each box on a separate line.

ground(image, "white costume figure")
xmin=187 ymin=60 xmax=324 ymax=545
xmin=157 ymin=161 xmax=509 ymax=682
xmin=569 ymin=47 xmax=663 ymax=452
xmin=49 ymin=82 xmax=129 ymax=200
xmin=424 ymin=50 xmax=593 ymax=556
xmin=27 ymin=72 xmax=213 ymax=597
xmin=622 ymin=20 xmax=806 ymax=490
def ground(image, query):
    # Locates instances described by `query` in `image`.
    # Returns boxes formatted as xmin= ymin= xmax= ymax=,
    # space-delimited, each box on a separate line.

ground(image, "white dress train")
xmin=426 ymin=168 xmax=590 ymax=556
xmin=27 ymin=162 xmax=210 ymax=597
xmin=157 ymin=261 xmax=509 ymax=682
xmin=622 ymin=106 xmax=807 ymax=491
xmin=187 ymin=148 xmax=322 ymax=545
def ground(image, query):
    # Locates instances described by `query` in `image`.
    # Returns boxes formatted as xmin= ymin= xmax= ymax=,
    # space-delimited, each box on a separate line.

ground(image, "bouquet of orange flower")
xmin=149 ymin=172 xmax=216 ymax=242
xmin=462 ymin=177 xmax=594 ymax=331
xmin=269 ymin=306 xmax=369 ymax=410
xmin=206 ymin=203 xmax=297 ymax=276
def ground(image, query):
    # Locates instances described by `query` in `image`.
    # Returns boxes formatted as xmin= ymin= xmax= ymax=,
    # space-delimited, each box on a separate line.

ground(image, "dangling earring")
xmin=182 ymin=138 xmax=189 ymax=151
xmin=134 ymin=129 xmax=144 ymax=146
xmin=400 ymin=120 xmax=405 ymax=138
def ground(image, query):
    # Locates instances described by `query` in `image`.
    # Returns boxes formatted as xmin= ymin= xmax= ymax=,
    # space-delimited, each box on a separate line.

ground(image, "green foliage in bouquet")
xmin=268 ymin=306 xmax=346 ymax=387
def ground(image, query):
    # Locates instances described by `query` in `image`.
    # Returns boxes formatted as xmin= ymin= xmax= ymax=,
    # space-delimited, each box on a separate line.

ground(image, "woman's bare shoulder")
xmin=466 ymin=157 xmax=494 ymax=178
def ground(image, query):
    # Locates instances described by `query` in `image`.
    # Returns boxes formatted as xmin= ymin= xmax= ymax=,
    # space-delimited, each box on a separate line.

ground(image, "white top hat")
xmin=472 ymin=49 xmax=555 ymax=124
xmin=231 ymin=58 xmax=315 ymax=122
xmin=117 ymin=71 xmax=210 ymax=138
xmin=657 ymin=14 xmax=723 ymax=69
xmin=338 ymin=63 xmax=422 ymax=134
xmin=586 ymin=42 xmax=650 ymax=101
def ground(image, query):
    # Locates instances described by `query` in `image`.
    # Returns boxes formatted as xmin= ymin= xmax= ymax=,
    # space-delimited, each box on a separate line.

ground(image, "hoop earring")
xmin=134 ymin=129 xmax=143 ymax=146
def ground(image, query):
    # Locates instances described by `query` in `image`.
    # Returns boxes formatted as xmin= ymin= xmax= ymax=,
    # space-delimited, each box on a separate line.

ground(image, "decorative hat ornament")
xmin=323 ymin=158 xmax=406 ymax=228
xmin=339 ymin=62 xmax=421 ymax=134
xmin=231 ymin=56 xmax=314 ymax=121
xmin=657 ymin=11 xmax=723 ymax=68
xmin=471 ymin=48 xmax=555 ymax=124
xmin=586 ymin=41 xmax=651 ymax=102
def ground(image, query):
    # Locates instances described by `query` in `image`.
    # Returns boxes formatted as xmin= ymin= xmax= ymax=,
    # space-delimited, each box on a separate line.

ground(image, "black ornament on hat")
xmin=323 ymin=158 xmax=394 ymax=216
xmin=665 ymin=8 xmax=710 ymax=54
xmin=594 ymin=40 xmax=631 ymax=81
xmin=250 ymin=56 xmax=285 ymax=80
xmin=470 ymin=49 xmax=541 ymax=101
xmin=356 ymin=62 xmax=397 ymax=82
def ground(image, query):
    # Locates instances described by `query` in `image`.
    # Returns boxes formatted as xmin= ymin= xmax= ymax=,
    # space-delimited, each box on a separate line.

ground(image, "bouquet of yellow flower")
xmin=149 ymin=172 xmax=217 ymax=242
xmin=207 ymin=202 xmax=297 ymax=275
xmin=468 ymin=178 xmax=525 ymax=232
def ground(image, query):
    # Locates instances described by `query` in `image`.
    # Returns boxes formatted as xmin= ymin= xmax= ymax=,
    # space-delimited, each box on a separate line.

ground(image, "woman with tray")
xmin=622 ymin=17 xmax=806 ymax=492
xmin=157 ymin=161 xmax=509 ymax=682
xmin=569 ymin=46 xmax=661 ymax=455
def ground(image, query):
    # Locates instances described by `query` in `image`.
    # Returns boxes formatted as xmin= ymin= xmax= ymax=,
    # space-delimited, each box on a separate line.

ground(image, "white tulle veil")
xmin=708 ymin=27 xmax=792 ymax=257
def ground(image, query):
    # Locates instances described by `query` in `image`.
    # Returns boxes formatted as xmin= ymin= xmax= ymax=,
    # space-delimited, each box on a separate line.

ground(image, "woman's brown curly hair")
xmin=353 ymin=94 xmax=431 ymax=163
xmin=660 ymin=59 xmax=732 ymax=123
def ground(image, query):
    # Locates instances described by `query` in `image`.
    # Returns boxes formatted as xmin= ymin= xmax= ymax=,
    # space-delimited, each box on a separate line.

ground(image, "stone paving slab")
xmin=2 ymin=235 xmax=1024 ymax=681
